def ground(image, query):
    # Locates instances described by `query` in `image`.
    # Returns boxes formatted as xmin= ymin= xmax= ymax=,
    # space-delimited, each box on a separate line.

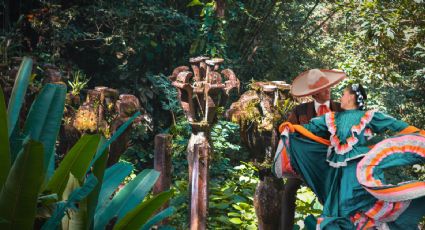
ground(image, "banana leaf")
xmin=0 ymin=87 xmax=10 ymax=190
xmin=87 ymin=111 xmax=140 ymax=172
xmin=94 ymin=169 xmax=160 ymax=230
xmin=45 ymin=134 xmax=101 ymax=198
xmin=61 ymin=174 xmax=87 ymax=230
xmin=46 ymin=150 xmax=56 ymax=182
xmin=140 ymin=206 xmax=176 ymax=230
xmin=42 ymin=174 xmax=98 ymax=230
xmin=0 ymin=140 xmax=44 ymax=230
xmin=7 ymin=56 xmax=32 ymax=137
xmin=95 ymin=162 xmax=133 ymax=213
xmin=116 ymin=169 xmax=160 ymax=220
xmin=9 ymin=128 xmax=26 ymax=163
xmin=113 ymin=190 xmax=174 ymax=230
xmin=86 ymin=137 xmax=109 ymax=230
xmin=23 ymin=83 xmax=66 ymax=176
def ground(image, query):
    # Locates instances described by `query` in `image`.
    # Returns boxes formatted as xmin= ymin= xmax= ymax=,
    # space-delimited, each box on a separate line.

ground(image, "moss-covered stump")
xmin=227 ymin=81 xmax=295 ymax=162
xmin=227 ymin=81 xmax=297 ymax=229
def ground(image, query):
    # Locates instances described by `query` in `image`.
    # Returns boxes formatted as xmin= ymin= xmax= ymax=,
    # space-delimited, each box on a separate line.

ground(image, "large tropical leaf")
xmin=94 ymin=169 xmax=160 ymax=230
xmin=113 ymin=190 xmax=174 ymax=230
xmin=45 ymin=134 xmax=101 ymax=198
xmin=115 ymin=169 xmax=160 ymax=219
xmin=140 ymin=206 xmax=176 ymax=230
xmin=23 ymin=83 xmax=67 ymax=175
xmin=7 ymin=56 xmax=33 ymax=137
xmin=88 ymin=111 xmax=141 ymax=172
xmin=9 ymin=129 xmax=26 ymax=163
xmin=95 ymin=162 xmax=133 ymax=213
xmin=61 ymin=173 xmax=87 ymax=230
xmin=41 ymin=174 xmax=98 ymax=230
xmin=0 ymin=87 xmax=10 ymax=190
xmin=86 ymin=137 xmax=109 ymax=230
xmin=0 ymin=140 xmax=44 ymax=230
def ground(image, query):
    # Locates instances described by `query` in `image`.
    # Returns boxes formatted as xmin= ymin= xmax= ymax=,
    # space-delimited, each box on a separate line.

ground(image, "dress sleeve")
xmin=303 ymin=115 xmax=328 ymax=135
xmin=368 ymin=111 xmax=409 ymax=133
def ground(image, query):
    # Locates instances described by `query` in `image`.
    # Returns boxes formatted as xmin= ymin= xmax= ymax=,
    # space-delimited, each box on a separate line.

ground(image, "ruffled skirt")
xmin=273 ymin=131 xmax=425 ymax=229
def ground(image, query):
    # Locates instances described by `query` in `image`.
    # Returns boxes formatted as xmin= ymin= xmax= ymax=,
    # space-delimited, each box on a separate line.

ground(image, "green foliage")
xmin=294 ymin=186 xmax=322 ymax=228
xmin=208 ymin=162 xmax=258 ymax=229
xmin=147 ymin=73 xmax=181 ymax=114
xmin=328 ymin=0 xmax=425 ymax=127
xmin=0 ymin=88 xmax=10 ymax=190
xmin=189 ymin=1 xmax=227 ymax=57
xmin=224 ymin=0 xmax=336 ymax=82
xmin=120 ymin=119 xmax=152 ymax=172
xmin=147 ymin=72 xmax=182 ymax=126
xmin=23 ymin=83 xmax=67 ymax=177
xmin=43 ymin=173 xmax=99 ymax=230
xmin=2 ymin=1 xmax=425 ymax=227
xmin=120 ymin=72 xmax=182 ymax=170
xmin=113 ymin=190 xmax=174 ymax=230
xmin=46 ymin=134 xmax=101 ymax=199
xmin=68 ymin=70 xmax=89 ymax=96
xmin=211 ymin=120 xmax=245 ymax=162
xmin=94 ymin=169 xmax=160 ymax=229
xmin=0 ymin=58 xmax=174 ymax=229
xmin=384 ymin=164 xmax=425 ymax=185
xmin=11 ymin=0 xmax=197 ymax=108
xmin=168 ymin=118 xmax=257 ymax=229
xmin=7 ymin=56 xmax=33 ymax=136
xmin=0 ymin=140 xmax=44 ymax=229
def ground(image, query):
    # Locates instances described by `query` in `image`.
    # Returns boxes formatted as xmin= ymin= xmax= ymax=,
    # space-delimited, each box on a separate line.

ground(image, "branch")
xmin=290 ymin=0 xmax=321 ymax=47
xmin=241 ymin=0 xmax=279 ymax=61
xmin=300 ymin=0 xmax=321 ymax=30
xmin=302 ymin=7 xmax=339 ymax=43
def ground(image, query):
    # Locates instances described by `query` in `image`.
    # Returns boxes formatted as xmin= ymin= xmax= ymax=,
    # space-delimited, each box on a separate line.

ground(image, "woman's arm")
xmin=369 ymin=111 xmax=409 ymax=133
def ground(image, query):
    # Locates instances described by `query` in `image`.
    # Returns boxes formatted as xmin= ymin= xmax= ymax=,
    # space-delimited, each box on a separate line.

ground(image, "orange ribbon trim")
xmin=398 ymin=126 xmax=420 ymax=135
xmin=279 ymin=122 xmax=330 ymax=146
xmin=278 ymin=124 xmax=425 ymax=149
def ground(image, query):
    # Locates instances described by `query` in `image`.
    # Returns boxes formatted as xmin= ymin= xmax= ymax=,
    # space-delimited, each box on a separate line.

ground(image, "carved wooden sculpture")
xmin=72 ymin=87 xmax=143 ymax=166
xmin=170 ymin=57 xmax=239 ymax=230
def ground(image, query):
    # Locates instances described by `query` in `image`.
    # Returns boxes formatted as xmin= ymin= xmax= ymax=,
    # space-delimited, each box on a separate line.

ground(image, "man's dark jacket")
xmin=287 ymin=100 xmax=342 ymax=125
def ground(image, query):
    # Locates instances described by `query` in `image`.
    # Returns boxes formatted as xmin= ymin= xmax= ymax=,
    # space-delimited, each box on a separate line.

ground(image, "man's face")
xmin=312 ymin=88 xmax=331 ymax=103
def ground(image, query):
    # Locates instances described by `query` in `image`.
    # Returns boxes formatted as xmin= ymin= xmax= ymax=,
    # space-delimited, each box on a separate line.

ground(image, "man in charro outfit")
xmin=281 ymin=69 xmax=345 ymax=229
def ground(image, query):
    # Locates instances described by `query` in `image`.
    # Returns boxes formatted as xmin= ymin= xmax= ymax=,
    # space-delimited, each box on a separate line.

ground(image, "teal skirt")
xmin=273 ymin=132 xmax=425 ymax=229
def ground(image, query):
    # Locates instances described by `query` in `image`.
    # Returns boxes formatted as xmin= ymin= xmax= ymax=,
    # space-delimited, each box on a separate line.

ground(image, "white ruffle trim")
xmin=325 ymin=110 xmax=377 ymax=155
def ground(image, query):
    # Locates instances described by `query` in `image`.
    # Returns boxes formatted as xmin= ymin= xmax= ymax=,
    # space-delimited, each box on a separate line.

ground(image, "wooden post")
xmin=152 ymin=134 xmax=172 ymax=225
xmin=190 ymin=142 xmax=209 ymax=230
xmin=190 ymin=145 xmax=200 ymax=230
xmin=153 ymin=134 xmax=172 ymax=195
xmin=198 ymin=142 xmax=209 ymax=229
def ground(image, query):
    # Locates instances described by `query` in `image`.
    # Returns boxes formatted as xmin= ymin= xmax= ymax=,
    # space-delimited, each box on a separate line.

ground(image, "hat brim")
xmin=290 ymin=69 xmax=346 ymax=97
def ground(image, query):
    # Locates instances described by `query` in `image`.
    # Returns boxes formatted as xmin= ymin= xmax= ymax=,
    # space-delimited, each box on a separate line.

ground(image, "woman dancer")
xmin=274 ymin=83 xmax=425 ymax=229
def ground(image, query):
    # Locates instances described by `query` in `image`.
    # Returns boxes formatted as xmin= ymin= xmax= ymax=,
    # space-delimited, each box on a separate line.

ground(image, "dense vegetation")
xmin=1 ymin=0 xmax=424 ymax=229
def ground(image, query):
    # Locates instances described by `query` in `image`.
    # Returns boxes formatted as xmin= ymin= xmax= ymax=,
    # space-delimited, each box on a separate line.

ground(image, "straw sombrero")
xmin=290 ymin=69 xmax=346 ymax=97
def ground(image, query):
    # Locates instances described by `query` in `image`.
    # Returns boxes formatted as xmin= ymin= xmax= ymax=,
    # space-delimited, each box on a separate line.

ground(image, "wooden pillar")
xmin=153 ymin=134 xmax=172 ymax=195
xmin=153 ymin=134 xmax=173 ymax=225
xmin=190 ymin=142 xmax=209 ymax=230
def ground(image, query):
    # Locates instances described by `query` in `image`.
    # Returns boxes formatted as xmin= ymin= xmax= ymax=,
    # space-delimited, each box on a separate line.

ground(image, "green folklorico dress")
xmin=273 ymin=109 xmax=425 ymax=229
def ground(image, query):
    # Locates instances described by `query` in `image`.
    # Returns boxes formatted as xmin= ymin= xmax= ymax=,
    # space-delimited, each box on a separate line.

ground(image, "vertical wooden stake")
xmin=190 ymin=145 xmax=199 ymax=230
xmin=190 ymin=142 xmax=209 ymax=230
xmin=198 ymin=142 xmax=209 ymax=229
xmin=153 ymin=134 xmax=172 ymax=215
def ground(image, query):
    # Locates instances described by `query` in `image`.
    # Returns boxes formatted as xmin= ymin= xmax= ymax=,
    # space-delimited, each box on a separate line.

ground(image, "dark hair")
xmin=347 ymin=83 xmax=367 ymax=110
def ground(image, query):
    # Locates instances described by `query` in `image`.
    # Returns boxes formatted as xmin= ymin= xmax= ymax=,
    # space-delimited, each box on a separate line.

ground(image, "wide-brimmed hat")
xmin=290 ymin=69 xmax=346 ymax=97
